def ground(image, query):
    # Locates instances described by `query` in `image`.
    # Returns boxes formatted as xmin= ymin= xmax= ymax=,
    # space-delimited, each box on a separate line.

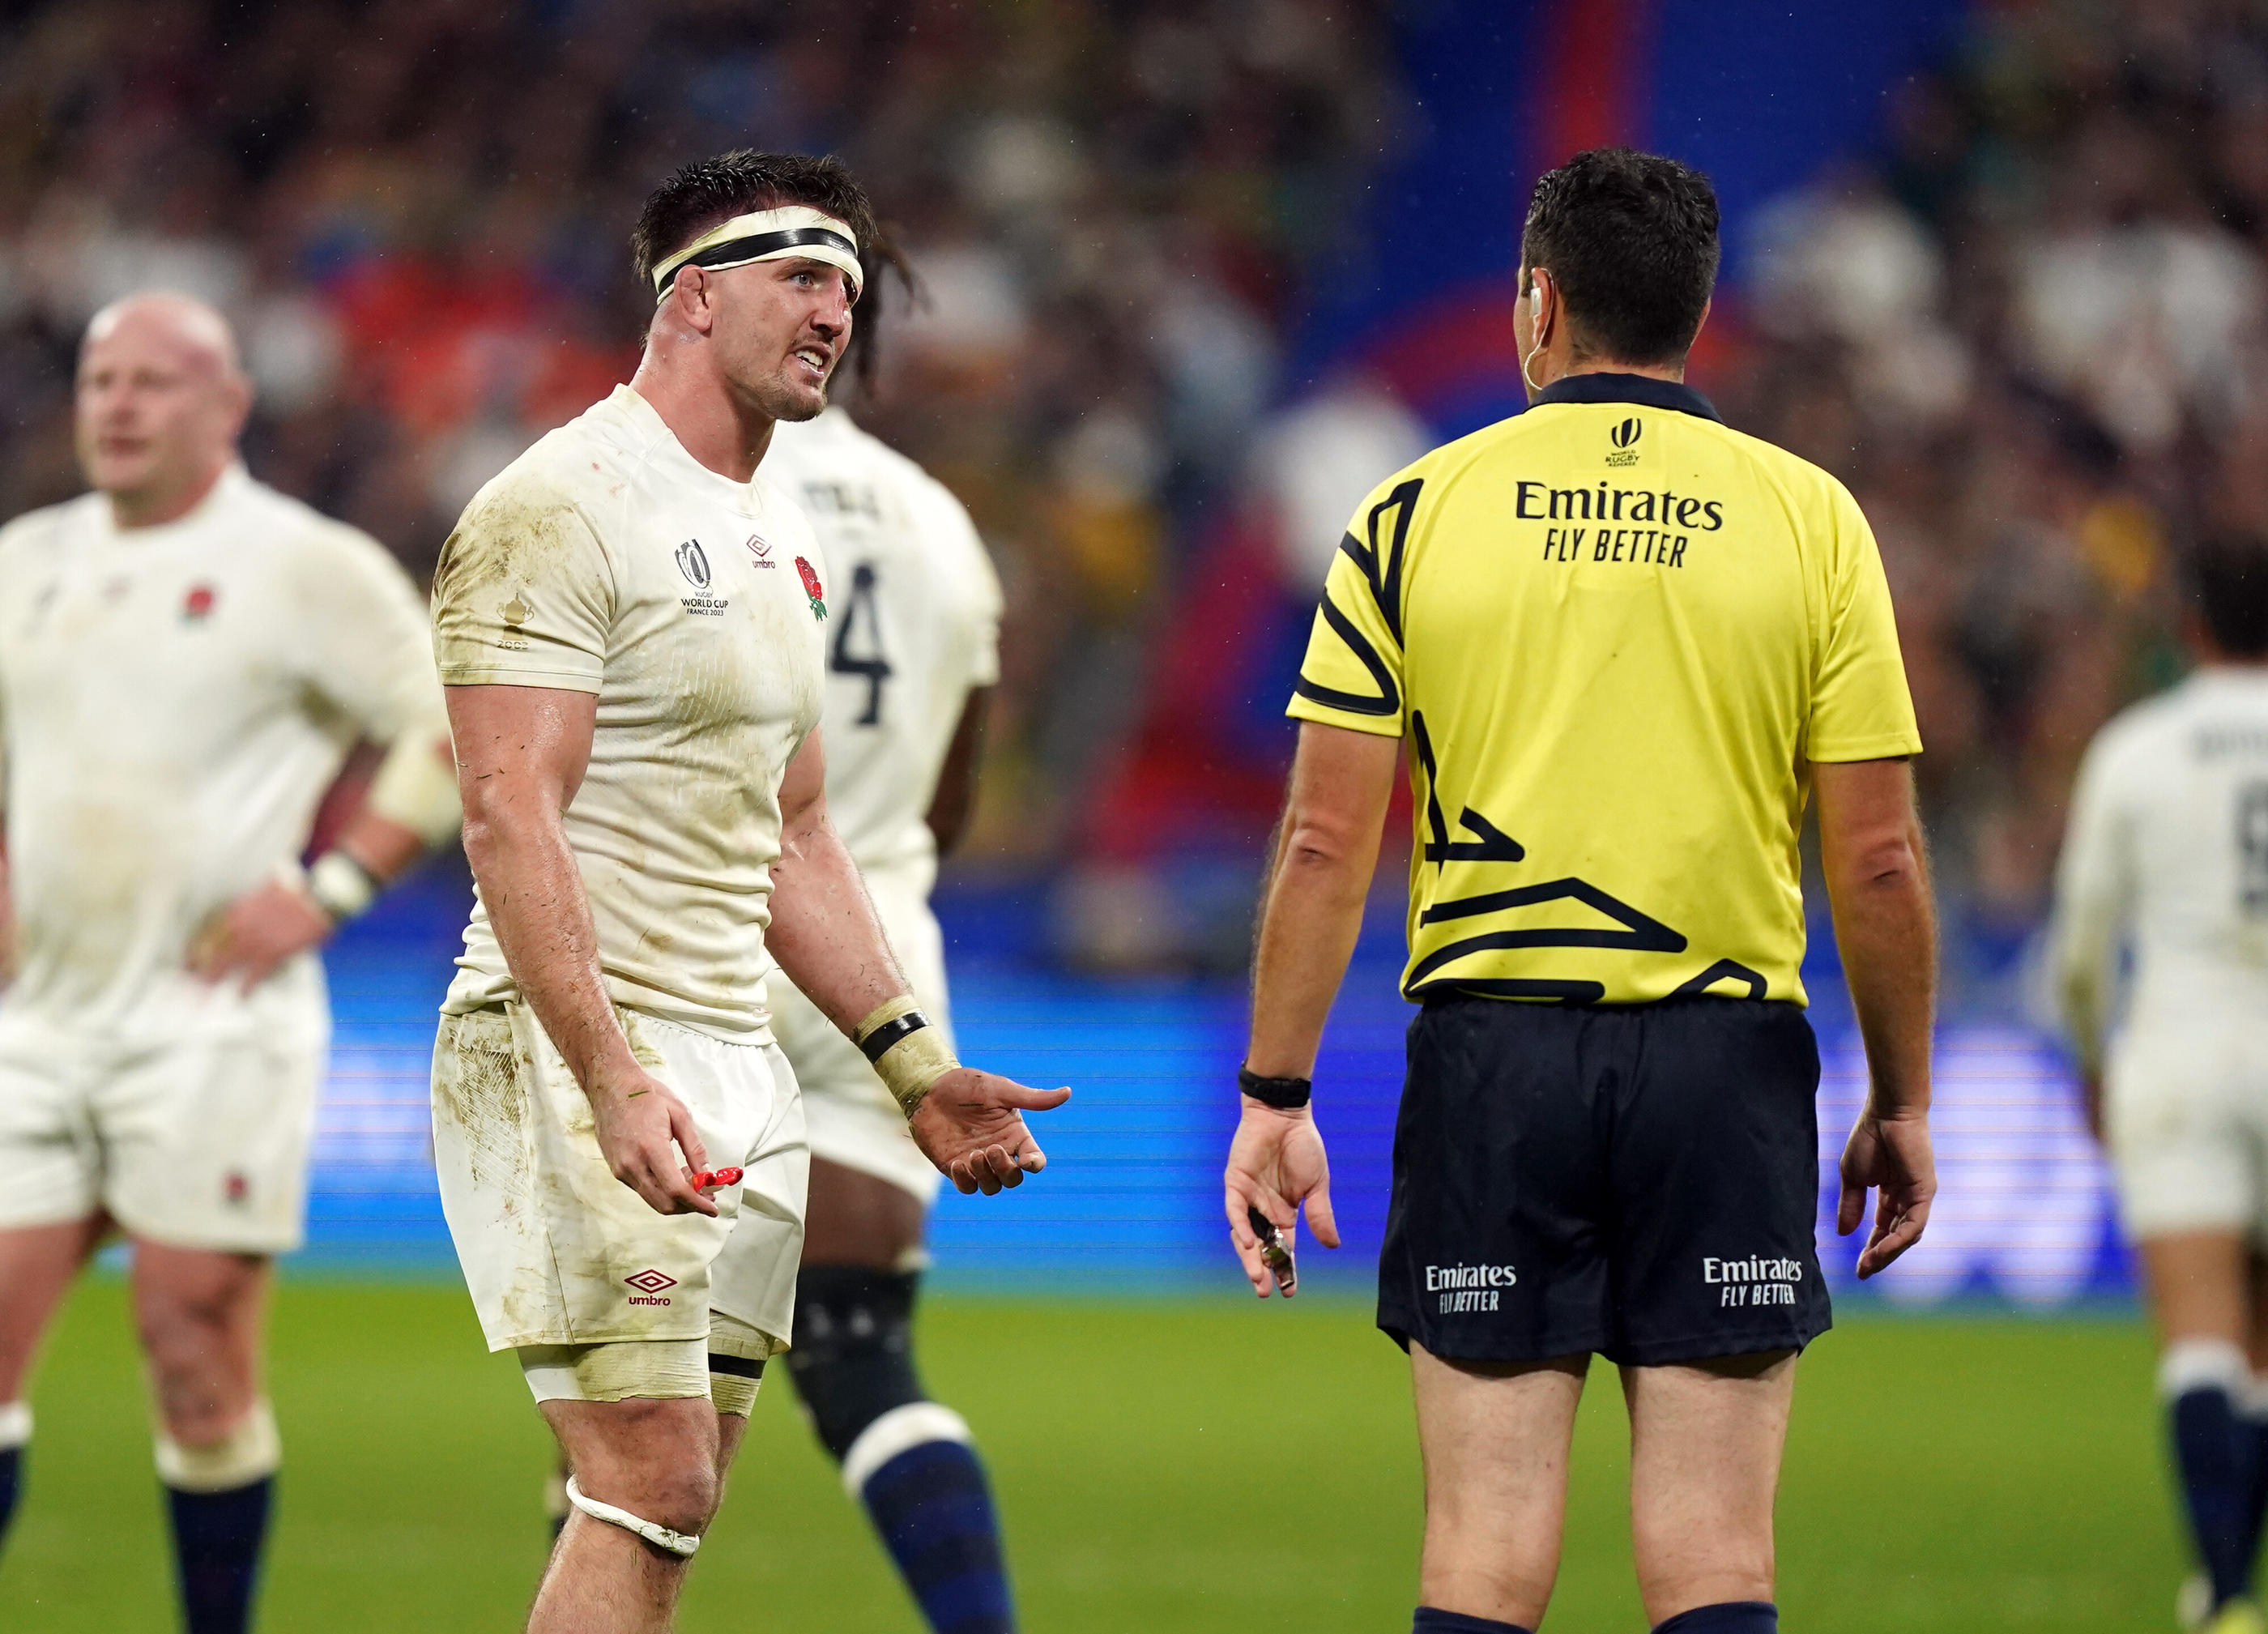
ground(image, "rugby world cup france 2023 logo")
xmin=675 ymin=539 xmax=711 ymax=589
xmin=1606 ymin=416 xmax=1643 ymax=468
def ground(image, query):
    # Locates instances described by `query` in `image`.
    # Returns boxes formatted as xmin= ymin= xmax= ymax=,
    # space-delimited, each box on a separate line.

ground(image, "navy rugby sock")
xmin=1412 ymin=1608 xmax=1534 ymax=1632
xmin=1651 ymin=1603 xmax=1777 ymax=1633
xmin=0 ymin=1444 xmax=20 ymax=1554
xmin=166 ymin=1477 xmax=272 ymax=1634
xmin=859 ymin=1439 xmax=1014 ymax=1634
xmin=2243 ymin=1382 xmax=2268 ymax=1570
xmin=2173 ymin=1385 xmax=2257 ymax=1607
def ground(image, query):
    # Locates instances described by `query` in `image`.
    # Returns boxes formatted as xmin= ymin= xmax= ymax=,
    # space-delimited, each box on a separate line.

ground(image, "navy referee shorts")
xmin=1378 ymin=995 xmax=1831 ymax=1367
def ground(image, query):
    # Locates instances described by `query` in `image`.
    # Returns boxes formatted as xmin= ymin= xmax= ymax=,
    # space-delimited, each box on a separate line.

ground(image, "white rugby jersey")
xmin=761 ymin=409 xmax=1001 ymax=896
xmin=433 ymin=386 xmax=830 ymax=1042
xmin=2048 ymin=667 xmax=2268 ymax=1064
xmin=0 ymin=465 xmax=444 ymax=1037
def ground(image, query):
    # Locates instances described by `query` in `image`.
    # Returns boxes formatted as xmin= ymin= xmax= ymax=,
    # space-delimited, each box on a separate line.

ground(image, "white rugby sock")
xmin=156 ymin=1400 xmax=281 ymax=1492
xmin=2162 ymin=1338 xmax=2252 ymax=1401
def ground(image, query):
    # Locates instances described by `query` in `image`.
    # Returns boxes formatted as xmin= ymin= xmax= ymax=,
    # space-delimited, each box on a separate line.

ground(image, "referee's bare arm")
xmin=1814 ymin=756 xmax=1938 ymax=1278
xmin=1225 ymin=721 xmax=1399 ymax=1295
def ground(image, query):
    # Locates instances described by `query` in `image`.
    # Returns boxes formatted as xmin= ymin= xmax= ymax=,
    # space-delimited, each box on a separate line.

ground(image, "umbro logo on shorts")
xmin=625 ymin=1268 xmax=678 ymax=1306
xmin=1426 ymin=1261 xmax=1517 ymax=1313
xmin=1703 ymin=1255 xmax=1802 ymax=1308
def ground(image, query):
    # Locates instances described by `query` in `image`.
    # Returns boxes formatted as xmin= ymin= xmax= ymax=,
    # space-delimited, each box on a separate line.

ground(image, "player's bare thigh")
xmin=801 ymin=1157 xmax=925 ymax=1269
xmin=0 ymin=1215 xmax=109 ymax=1400
xmin=2142 ymin=1231 xmax=2252 ymax=1347
xmin=1622 ymin=1349 xmax=1796 ymax=1624
xmin=131 ymin=1239 xmax=271 ymax=1441
xmin=1409 ymin=1342 xmax=1589 ymax=1628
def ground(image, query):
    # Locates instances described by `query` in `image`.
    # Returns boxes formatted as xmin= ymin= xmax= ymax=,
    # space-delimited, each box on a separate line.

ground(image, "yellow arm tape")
xmin=368 ymin=732 xmax=463 ymax=850
xmin=852 ymin=994 xmax=959 ymax=1118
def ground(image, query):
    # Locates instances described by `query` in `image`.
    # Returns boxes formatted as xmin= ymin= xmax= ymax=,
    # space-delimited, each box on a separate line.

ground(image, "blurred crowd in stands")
xmin=3 ymin=0 xmax=2255 ymax=992
xmin=0 ymin=0 xmax=1392 ymax=900
xmin=1736 ymin=0 xmax=2268 ymax=979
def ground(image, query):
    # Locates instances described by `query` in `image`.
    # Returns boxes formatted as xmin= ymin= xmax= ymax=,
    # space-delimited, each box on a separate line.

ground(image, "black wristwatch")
xmin=1238 ymin=1064 xmax=1312 ymax=1110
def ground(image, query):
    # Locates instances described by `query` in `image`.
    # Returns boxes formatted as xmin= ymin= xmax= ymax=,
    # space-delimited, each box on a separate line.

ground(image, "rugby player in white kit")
xmin=760 ymin=279 xmax=1016 ymax=1631
xmin=2049 ymin=532 xmax=2268 ymax=1634
xmin=0 ymin=293 xmax=462 ymax=1634
xmin=429 ymin=151 xmax=1065 ymax=1634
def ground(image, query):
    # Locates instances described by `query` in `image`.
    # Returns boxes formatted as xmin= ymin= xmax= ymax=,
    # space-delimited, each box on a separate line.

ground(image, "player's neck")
xmin=104 ymin=460 xmax=229 ymax=531
xmin=629 ymin=357 xmax=774 ymax=484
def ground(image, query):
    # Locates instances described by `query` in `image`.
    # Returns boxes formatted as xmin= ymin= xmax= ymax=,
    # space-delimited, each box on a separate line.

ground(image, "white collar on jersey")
xmin=650 ymin=207 xmax=862 ymax=303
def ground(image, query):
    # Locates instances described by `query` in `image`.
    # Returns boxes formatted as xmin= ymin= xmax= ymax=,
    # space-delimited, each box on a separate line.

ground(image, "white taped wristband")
xmin=306 ymin=851 xmax=381 ymax=925
xmin=565 ymin=1474 xmax=701 ymax=1557
xmin=0 ymin=1401 xmax=29 ymax=1450
xmin=853 ymin=995 xmax=959 ymax=1116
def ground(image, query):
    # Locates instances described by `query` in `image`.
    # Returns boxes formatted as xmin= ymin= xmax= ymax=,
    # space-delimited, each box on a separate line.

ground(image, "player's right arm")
xmin=433 ymin=480 xmax=713 ymax=1219
xmin=447 ymin=683 xmax=714 ymax=1218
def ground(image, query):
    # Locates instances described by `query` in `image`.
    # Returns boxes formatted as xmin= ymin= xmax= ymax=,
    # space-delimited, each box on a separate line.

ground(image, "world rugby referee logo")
xmin=1606 ymin=416 xmax=1643 ymax=467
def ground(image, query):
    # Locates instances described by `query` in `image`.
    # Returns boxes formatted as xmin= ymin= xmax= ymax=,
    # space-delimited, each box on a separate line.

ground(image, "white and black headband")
xmin=650 ymin=205 xmax=863 ymax=302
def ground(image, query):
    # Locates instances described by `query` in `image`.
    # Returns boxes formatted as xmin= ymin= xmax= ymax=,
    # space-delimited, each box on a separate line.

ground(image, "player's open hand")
xmin=1224 ymin=1101 xmax=1339 ymax=1298
xmin=910 ymin=1067 xmax=1069 ymax=1195
xmin=589 ymin=1064 xmax=718 ymax=1218
xmin=187 ymin=878 xmax=334 ymax=992
xmin=1838 ymin=1107 xmax=1936 ymax=1279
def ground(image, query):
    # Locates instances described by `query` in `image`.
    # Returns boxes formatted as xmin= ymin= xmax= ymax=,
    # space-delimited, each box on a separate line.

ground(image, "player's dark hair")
xmin=1520 ymin=147 xmax=1720 ymax=366
xmin=842 ymin=227 xmax=922 ymax=398
xmin=2185 ymin=531 xmax=2268 ymax=659
xmin=632 ymin=150 xmax=879 ymax=291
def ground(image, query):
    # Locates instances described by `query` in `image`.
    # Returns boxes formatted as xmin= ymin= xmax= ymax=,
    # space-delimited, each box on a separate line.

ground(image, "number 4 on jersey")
xmin=830 ymin=562 xmax=893 ymax=725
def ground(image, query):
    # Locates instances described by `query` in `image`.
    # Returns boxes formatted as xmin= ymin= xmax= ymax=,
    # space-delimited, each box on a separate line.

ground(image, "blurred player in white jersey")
xmin=0 ymin=294 xmax=462 ymax=1634
xmin=2050 ymin=533 xmax=2268 ymax=1634
xmin=761 ymin=249 xmax=1013 ymax=1632
xmin=434 ymin=152 xmax=1063 ymax=1634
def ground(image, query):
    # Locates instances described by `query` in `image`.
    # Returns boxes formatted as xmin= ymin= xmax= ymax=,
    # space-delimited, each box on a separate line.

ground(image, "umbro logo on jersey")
xmin=746 ymin=533 xmax=777 ymax=569
xmin=674 ymin=540 xmax=730 ymax=617
xmin=1606 ymin=417 xmax=1642 ymax=467
xmin=625 ymin=1268 xmax=677 ymax=1306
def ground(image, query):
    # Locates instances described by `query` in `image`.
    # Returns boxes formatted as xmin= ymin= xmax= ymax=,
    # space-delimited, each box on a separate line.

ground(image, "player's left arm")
xmin=765 ymin=726 xmax=1068 ymax=1194
xmin=190 ymin=531 xmax=462 ymax=992
xmin=2044 ymin=731 xmax=2132 ymax=1140
xmin=923 ymin=685 xmax=992 ymax=856
xmin=1226 ymin=720 xmax=1399 ymax=1295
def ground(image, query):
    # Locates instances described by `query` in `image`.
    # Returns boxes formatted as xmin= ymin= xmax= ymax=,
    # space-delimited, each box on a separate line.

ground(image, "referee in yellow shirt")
xmin=1224 ymin=148 xmax=1939 ymax=1634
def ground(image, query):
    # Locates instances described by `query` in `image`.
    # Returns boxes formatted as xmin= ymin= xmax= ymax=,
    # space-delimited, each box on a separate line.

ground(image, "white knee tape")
xmin=520 ymin=1339 xmax=711 ymax=1404
xmin=156 ymin=1400 xmax=280 ymax=1492
xmin=2160 ymin=1338 xmax=2251 ymax=1400
xmin=0 ymin=1401 xmax=30 ymax=1450
xmin=564 ymin=1475 xmax=701 ymax=1558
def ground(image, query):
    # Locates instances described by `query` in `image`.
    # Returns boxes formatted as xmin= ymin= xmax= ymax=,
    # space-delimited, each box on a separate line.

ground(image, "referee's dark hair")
xmin=632 ymin=150 xmax=880 ymax=292
xmin=2186 ymin=530 xmax=2268 ymax=659
xmin=1520 ymin=147 xmax=1720 ymax=366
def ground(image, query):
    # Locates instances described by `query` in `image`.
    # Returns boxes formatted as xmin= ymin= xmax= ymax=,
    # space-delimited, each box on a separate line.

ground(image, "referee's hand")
xmin=1225 ymin=1102 xmax=1339 ymax=1298
xmin=1837 ymin=1109 xmax=1936 ymax=1279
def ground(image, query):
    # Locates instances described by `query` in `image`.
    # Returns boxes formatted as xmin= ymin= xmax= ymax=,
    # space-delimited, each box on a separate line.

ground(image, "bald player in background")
xmin=0 ymin=293 xmax=461 ymax=1634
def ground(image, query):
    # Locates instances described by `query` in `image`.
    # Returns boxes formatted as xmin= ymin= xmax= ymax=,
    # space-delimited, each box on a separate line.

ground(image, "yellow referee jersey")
xmin=1288 ymin=373 xmax=1921 ymax=1007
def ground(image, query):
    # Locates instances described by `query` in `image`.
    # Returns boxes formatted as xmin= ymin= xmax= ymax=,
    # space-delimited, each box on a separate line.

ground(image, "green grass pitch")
xmin=0 ymin=1278 xmax=2188 ymax=1631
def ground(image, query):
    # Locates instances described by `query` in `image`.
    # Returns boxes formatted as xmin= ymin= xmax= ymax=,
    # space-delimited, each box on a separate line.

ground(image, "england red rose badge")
xmin=795 ymin=556 xmax=827 ymax=621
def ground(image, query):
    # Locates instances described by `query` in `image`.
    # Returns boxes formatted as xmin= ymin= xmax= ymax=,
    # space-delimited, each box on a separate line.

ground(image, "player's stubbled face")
xmin=74 ymin=321 xmax=237 ymax=503
xmin=714 ymin=256 xmax=854 ymax=424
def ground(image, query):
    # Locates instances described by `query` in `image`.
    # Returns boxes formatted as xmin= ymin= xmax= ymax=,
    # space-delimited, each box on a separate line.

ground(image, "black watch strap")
xmin=1238 ymin=1064 xmax=1312 ymax=1109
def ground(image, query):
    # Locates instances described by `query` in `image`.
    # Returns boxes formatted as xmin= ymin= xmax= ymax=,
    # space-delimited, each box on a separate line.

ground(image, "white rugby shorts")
xmin=2106 ymin=1025 xmax=2268 ymax=1243
xmin=0 ymin=1009 xmax=325 ymax=1253
xmin=432 ymin=1001 xmax=807 ymax=1354
xmin=767 ymin=875 xmax=949 ymax=1207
